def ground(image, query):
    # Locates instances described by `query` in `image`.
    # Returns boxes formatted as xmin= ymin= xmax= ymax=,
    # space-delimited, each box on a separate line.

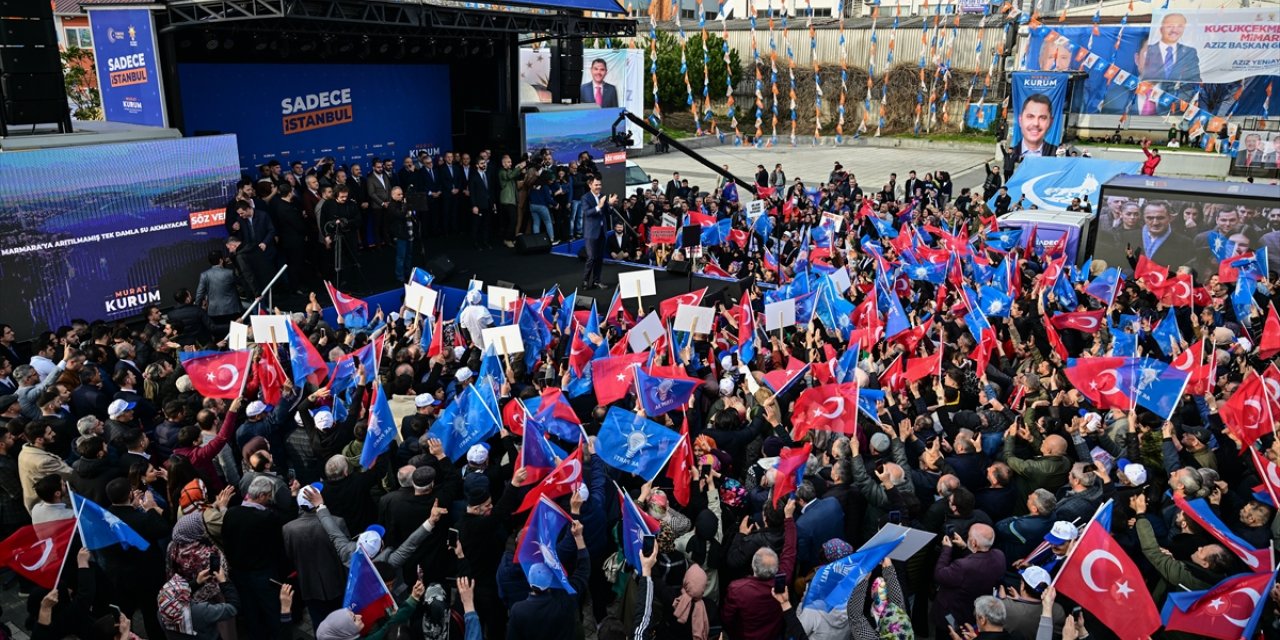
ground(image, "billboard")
xmin=1234 ymin=128 xmax=1280 ymax=170
xmin=523 ymin=108 xmax=624 ymax=165
xmin=1141 ymin=10 xmax=1280 ymax=85
xmin=518 ymin=47 xmax=643 ymax=150
xmin=87 ymin=7 xmax=167 ymax=127
xmin=0 ymin=136 xmax=240 ymax=340
xmin=1010 ymin=71 xmax=1069 ymax=155
xmin=989 ymin=156 xmax=1140 ymax=214
xmin=177 ymin=63 xmax=452 ymax=172
xmin=1025 ymin=26 xmax=1279 ymax=117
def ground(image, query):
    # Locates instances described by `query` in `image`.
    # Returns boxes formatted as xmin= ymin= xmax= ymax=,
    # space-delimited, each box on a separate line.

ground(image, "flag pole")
xmin=55 ymin=490 xmax=92 ymax=591
xmin=1049 ymin=498 xmax=1111 ymax=588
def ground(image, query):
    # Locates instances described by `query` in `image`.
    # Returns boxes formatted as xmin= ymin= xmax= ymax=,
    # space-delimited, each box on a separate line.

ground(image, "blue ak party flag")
xmin=597 ymin=407 xmax=683 ymax=481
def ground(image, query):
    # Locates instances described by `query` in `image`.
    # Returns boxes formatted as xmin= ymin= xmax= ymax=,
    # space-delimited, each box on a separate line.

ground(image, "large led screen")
xmin=0 ymin=135 xmax=240 ymax=339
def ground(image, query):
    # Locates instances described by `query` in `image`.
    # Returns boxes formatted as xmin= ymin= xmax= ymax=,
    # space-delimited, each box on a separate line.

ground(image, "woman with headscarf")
xmin=316 ymin=579 xmax=425 ymax=640
xmin=156 ymin=565 xmax=240 ymax=640
xmin=164 ymin=512 xmax=235 ymax=638
xmin=845 ymin=557 xmax=911 ymax=640
xmin=667 ymin=564 xmax=718 ymax=640
xmin=674 ymin=465 xmax=724 ymax=600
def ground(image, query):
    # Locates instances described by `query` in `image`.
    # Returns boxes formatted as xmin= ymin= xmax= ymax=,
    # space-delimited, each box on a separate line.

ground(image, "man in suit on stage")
xmin=581 ymin=175 xmax=619 ymax=290
xmin=469 ymin=158 xmax=495 ymax=250
xmin=1141 ymin=13 xmax=1201 ymax=85
xmin=580 ymin=58 xmax=619 ymax=108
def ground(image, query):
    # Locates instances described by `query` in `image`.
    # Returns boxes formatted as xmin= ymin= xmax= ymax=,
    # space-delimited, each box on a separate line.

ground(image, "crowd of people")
xmin=0 ymin=141 xmax=1278 ymax=640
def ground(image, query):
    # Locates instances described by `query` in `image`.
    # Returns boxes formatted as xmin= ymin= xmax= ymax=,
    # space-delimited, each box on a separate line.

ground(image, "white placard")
xmin=249 ymin=314 xmax=290 ymax=344
xmin=618 ymin=270 xmax=657 ymax=299
xmin=739 ymin=364 xmax=761 ymax=394
xmin=674 ymin=304 xmax=715 ymax=334
xmin=487 ymin=286 xmax=520 ymax=312
xmin=821 ymin=211 xmax=844 ymax=232
xmin=828 ymin=267 xmax=852 ymax=294
xmin=746 ymin=200 xmax=767 ymax=217
xmin=467 ymin=279 xmax=484 ymax=293
xmin=403 ymin=283 xmax=438 ymax=315
xmin=481 ymin=325 xmax=525 ymax=355
xmin=764 ymin=299 xmax=797 ymax=332
xmin=228 ymin=322 xmax=249 ymax=350
xmin=627 ymin=312 xmax=665 ymax=353
xmin=861 ymin=523 xmax=937 ymax=561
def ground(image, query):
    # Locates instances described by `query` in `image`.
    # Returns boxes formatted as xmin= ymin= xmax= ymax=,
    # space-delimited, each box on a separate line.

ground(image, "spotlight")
xmin=205 ymin=38 xmax=219 ymax=50
xmin=378 ymin=41 xmax=390 ymax=54
xmin=222 ymin=38 xmax=234 ymax=49
xmin=254 ymin=37 xmax=269 ymax=51
xmin=338 ymin=40 xmax=353 ymax=53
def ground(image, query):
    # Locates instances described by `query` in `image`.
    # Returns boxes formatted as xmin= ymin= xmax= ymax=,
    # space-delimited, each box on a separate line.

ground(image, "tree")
xmin=61 ymin=46 xmax=101 ymax=121
xmin=643 ymin=31 xmax=742 ymax=113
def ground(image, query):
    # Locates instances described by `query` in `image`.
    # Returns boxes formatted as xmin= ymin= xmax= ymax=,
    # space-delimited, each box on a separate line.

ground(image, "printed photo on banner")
xmin=1010 ymin=71 xmax=1069 ymax=159
xmin=87 ymin=7 xmax=167 ymax=127
xmin=1234 ymin=129 xmax=1280 ymax=170
xmin=1141 ymin=10 xmax=1279 ymax=86
xmin=582 ymin=49 xmax=643 ymax=150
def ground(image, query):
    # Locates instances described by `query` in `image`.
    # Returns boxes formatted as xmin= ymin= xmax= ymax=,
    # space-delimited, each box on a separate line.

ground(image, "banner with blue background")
xmin=177 ymin=63 xmax=452 ymax=172
xmin=1011 ymin=71 xmax=1069 ymax=150
xmin=989 ymin=156 xmax=1140 ymax=212
xmin=88 ymin=8 xmax=167 ymax=127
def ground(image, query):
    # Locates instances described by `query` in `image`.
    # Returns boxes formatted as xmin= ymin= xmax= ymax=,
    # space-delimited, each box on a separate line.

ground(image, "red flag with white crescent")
xmin=184 ymin=350 xmax=253 ymax=400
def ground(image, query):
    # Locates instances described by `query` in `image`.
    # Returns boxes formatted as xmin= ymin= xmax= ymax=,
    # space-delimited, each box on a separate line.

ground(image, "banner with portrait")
xmin=87 ymin=7 xmax=167 ymax=127
xmin=1010 ymin=71 xmax=1069 ymax=155
xmin=1141 ymin=10 xmax=1280 ymax=86
xmin=581 ymin=48 xmax=643 ymax=150
xmin=1024 ymin=26 xmax=1279 ymax=117
xmin=1233 ymin=128 xmax=1280 ymax=170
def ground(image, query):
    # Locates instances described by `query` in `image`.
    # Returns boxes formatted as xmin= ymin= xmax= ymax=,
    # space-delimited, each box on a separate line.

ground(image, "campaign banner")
xmin=177 ymin=63 xmax=452 ymax=172
xmin=988 ymin=156 xmax=1140 ymax=212
xmin=1010 ymin=71 xmax=1068 ymax=155
xmin=87 ymin=8 xmax=167 ymax=127
xmin=649 ymin=226 xmax=677 ymax=244
xmin=1141 ymin=10 xmax=1280 ymax=85
xmin=582 ymin=49 xmax=643 ymax=150
xmin=1234 ymin=129 xmax=1280 ymax=169
xmin=1024 ymin=26 xmax=1279 ymax=117
xmin=0 ymin=136 xmax=239 ymax=340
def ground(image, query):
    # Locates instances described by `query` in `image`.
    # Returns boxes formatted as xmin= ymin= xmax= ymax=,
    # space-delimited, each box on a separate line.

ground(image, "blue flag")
xmin=984 ymin=228 xmax=1022 ymax=252
xmin=360 ymin=383 xmax=396 ymax=469
xmin=801 ymin=537 xmax=902 ymax=612
xmin=476 ymin=343 xmax=506 ymax=397
xmin=597 ymin=407 xmax=683 ymax=481
xmin=428 ymin=385 xmax=500 ymax=461
xmin=558 ymin=290 xmax=578 ymax=335
xmin=857 ymin=388 xmax=885 ymax=420
xmin=978 ymin=285 xmax=1011 ymax=318
xmin=1051 ymin=270 xmax=1078 ymax=309
xmin=878 ymin=279 xmax=910 ymax=340
xmin=70 ymin=491 xmax=149 ymax=551
xmin=1084 ymin=267 xmax=1122 ymax=306
xmin=903 ymin=260 xmax=946 ymax=285
xmin=617 ymin=483 xmax=658 ymax=571
xmin=517 ymin=497 xmax=575 ymax=592
xmin=1152 ymin=307 xmax=1182 ymax=357
xmin=409 ymin=267 xmax=434 ymax=287
xmin=751 ymin=211 xmax=774 ymax=240
xmin=634 ymin=368 xmax=699 ymax=416
xmin=1232 ymin=276 xmax=1258 ymax=325
xmin=344 ymin=548 xmax=396 ymax=625
xmin=1130 ymin=356 xmax=1191 ymax=421
xmin=520 ymin=299 xmax=552 ymax=371
xmin=870 ymin=216 xmax=898 ymax=239
xmin=835 ymin=345 xmax=861 ymax=384
xmin=1206 ymin=231 xmax=1235 ymax=262
xmin=1111 ymin=331 xmax=1137 ymax=358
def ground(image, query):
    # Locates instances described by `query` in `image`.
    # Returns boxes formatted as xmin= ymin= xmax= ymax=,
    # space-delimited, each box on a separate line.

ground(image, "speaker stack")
xmin=549 ymin=38 xmax=584 ymax=104
xmin=0 ymin=0 xmax=71 ymax=134
xmin=516 ymin=233 xmax=552 ymax=255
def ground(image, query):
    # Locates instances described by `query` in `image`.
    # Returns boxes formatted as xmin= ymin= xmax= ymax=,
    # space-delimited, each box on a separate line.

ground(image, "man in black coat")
xmin=100 ymin=477 xmax=171 ymax=640
xmin=165 ymin=288 xmax=214 ymax=348
xmin=507 ymin=518 xmax=590 ymax=640
xmin=268 ymin=182 xmax=313 ymax=294
xmin=319 ymin=185 xmax=362 ymax=286
xmin=468 ymin=157 xmax=496 ymax=250
xmin=223 ymin=475 xmax=288 ymax=640
xmin=69 ymin=436 xmax=121 ymax=506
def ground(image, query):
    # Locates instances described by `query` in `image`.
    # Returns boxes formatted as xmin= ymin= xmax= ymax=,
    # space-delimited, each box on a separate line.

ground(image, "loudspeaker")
xmin=425 ymin=255 xmax=457 ymax=282
xmin=0 ymin=0 xmax=68 ymax=131
xmin=516 ymin=233 xmax=552 ymax=255
xmin=725 ymin=275 xmax=756 ymax=303
xmin=666 ymin=258 xmax=690 ymax=275
xmin=549 ymin=38 xmax=584 ymax=103
xmin=575 ymin=295 xmax=596 ymax=310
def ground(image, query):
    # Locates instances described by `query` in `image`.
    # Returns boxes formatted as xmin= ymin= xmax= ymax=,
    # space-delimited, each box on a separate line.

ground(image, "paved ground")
xmin=632 ymin=143 xmax=994 ymax=198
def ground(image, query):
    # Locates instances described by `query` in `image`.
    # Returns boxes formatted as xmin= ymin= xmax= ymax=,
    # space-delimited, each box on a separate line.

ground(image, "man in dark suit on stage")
xmin=581 ymin=175 xmax=618 ymax=289
xmin=469 ymin=158 xmax=496 ymax=250
xmin=1140 ymin=13 xmax=1201 ymax=85
xmin=580 ymin=58 xmax=619 ymax=107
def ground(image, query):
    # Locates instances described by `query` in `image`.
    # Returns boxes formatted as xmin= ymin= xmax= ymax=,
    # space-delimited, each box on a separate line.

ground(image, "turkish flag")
xmin=1150 ymin=273 xmax=1194 ymax=307
xmin=879 ymin=354 xmax=906 ymax=394
xmin=665 ymin=425 xmax=694 ymax=507
xmin=184 ymin=350 xmax=253 ymax=399
xmin=255 ymin=345 xmax=287 ymax=405
xmin=771 ymin=443 xmax=811 ymax=507
xmin=970 ymin=328 xmax=996 ymax=374
xmin=502 ymin=398 xmax=529 ymax=436
xmin=0 ymin=519 xmax=76 ymax=589
xmin=1259 ymin=302 xmax=1280 ymax=359
xmin=1134 ymin=254 xmax=1168 ymax=288
xmin=1261 ymin=364 xmax=1280 ymax=422
xmin=903 ymin=350 xmax=942 ymax=383
xmin=568 ymin=325 xmax=595 ymax=377
xmin=1048 ymin=309 xmax=1107 ymax=333
xmin=1249 ymin=446 xmax=1280 ymax=508
xmin=1171 ymin=339 xmax=1214 ymax=396
xmin=1064 ymin=357 xmax=1132 ymax=410
xmin=1044 ymin=317 xmax=1070 ymax=361
xmin=1164 ymin=570 xmax=1275 ymax=640
xmin=1055 ymin=522 xmax=1160 ymax=640
xmin=658 ymin=288 xmax=708 ymax=321
xmin=592 ymin=353 xmax=649 ymax=405
xmin=1220 ymin=370 xmax=1274 ymax=448
xmin=516 ymin=447 xmax=583 ymax=513
xmin=791 ymin=383 xmax=859 ymax=439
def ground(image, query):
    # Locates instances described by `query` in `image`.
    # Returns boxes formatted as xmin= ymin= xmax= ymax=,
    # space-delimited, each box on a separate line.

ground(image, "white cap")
xmin=296 ymin=482 xmax=323 ymax=509
xmin=107 ymin=399 xmax=136 ymax=419
xmin=718 ymin=378 xmax=735 ymax=396
xmin=575 ymin=484 xmax=589 ymax=502
xmin=467 ymin=444 xmax=490 ymax=465
xmin=313 ymin=409 xmax=335 ymax=431
xmin=1122 ymin=463 xmax=1148 ymax=486
xmin=246 ymin=401 xmax=268 ymax=418
xmin=466 ymin=290 xmax=483 ymax=305
xmin=356 ymin=526 xmax=385 ymax=557
xmin=1238 ymin=337 xmax=1254 ymax=352
xmin=453 ymin=346 xmax=467 ymax=360
xmin=1044 ymin=521 xmax=1079 ymax=545
xmin=388 ymin=311 xmax=401 ymax=323
xmin=720 ymin=355 xmax=734 ymax=370
xmin=455 ymin=367 xmax=473 ymax=382
xmin=415 ymin=393 xmax=437 ymax=408
xmin=1020 ymin=565 xmax=1052 ymax=591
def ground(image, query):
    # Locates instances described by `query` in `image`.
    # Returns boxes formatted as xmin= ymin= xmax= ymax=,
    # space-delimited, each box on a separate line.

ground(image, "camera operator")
xmin=320 ymin=185 xmax=361 ymax=285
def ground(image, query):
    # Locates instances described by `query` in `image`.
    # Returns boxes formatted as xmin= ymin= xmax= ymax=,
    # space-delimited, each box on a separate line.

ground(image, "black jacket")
xmin=70 ymin=457 xmax=123 ymax=507
xmin=507 ymin=548 xmax=590 ymax=640
xmin=469 ymin=170 xmax=495 ymax=211
xmin=99 ymin=504 xmax=170 ymax=598
xmin=222 ymin=504 xmax=286 ymax=575
xmin=166 ymin=303 xmax=214 ymax=348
